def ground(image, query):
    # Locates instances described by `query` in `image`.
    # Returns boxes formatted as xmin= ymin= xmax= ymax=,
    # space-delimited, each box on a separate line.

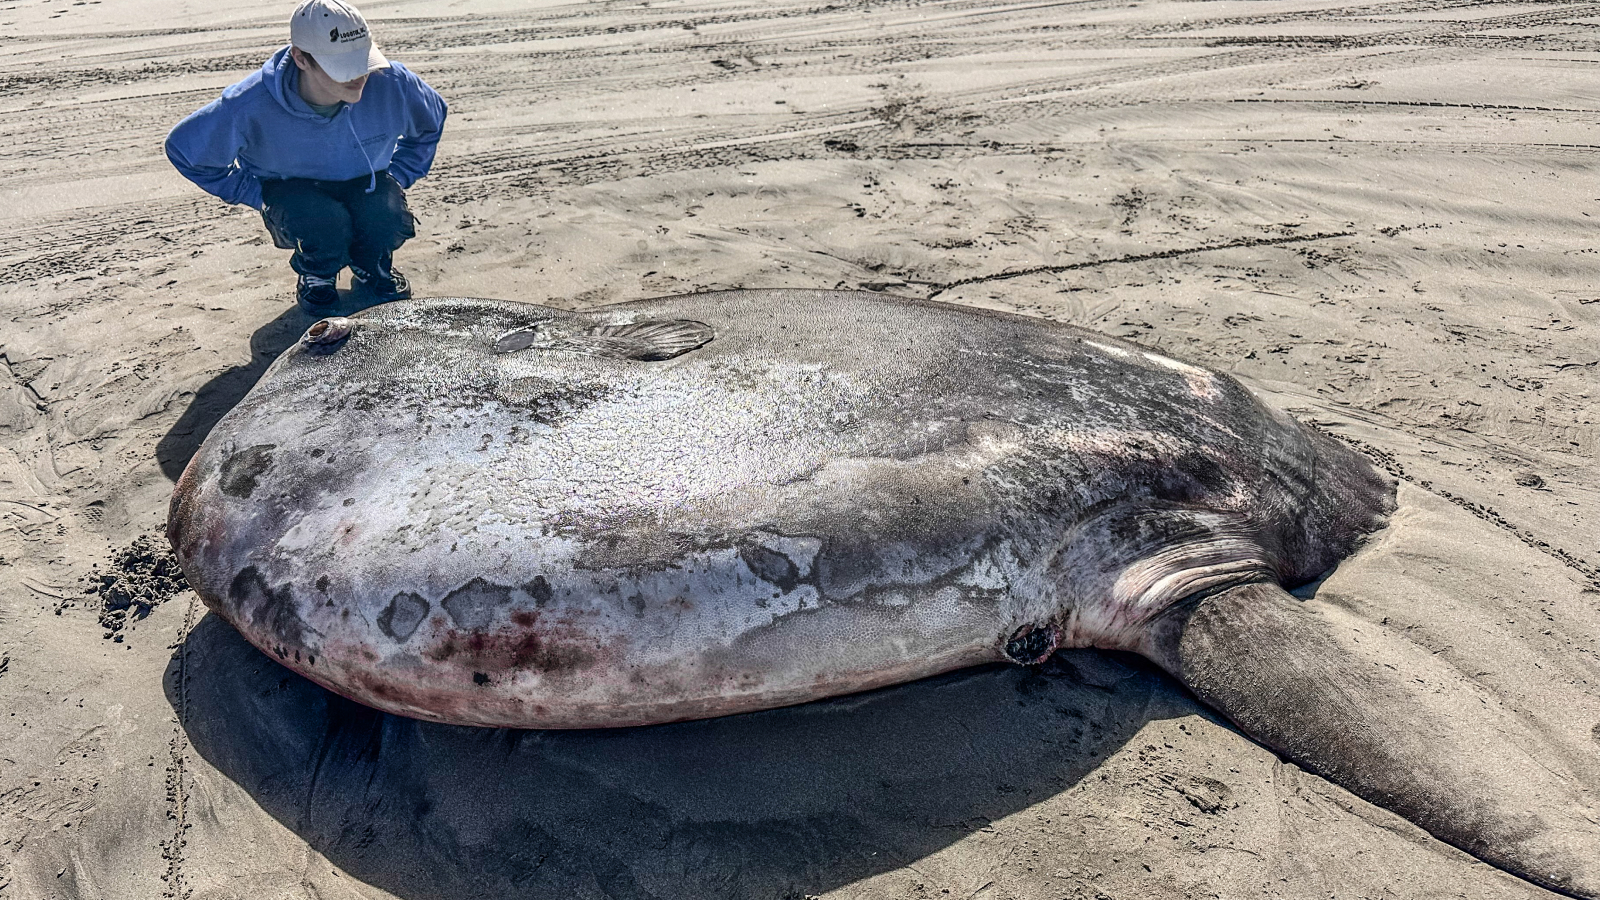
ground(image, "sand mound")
xmin=83 ymin=532 xmax=188 ymax=642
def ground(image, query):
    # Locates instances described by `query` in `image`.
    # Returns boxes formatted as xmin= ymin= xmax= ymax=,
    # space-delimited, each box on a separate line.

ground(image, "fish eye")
xmin=304 ymin=317 xmax=353 ymax=345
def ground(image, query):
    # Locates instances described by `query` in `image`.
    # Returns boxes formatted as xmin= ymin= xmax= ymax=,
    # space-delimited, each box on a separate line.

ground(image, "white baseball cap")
xmin=289 ymin=0 xmax=389 ymax=84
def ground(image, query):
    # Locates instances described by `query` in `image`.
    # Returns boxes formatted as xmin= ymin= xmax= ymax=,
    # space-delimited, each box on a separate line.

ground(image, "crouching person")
xmin=166 ymin=0 xmax=447 ymax=312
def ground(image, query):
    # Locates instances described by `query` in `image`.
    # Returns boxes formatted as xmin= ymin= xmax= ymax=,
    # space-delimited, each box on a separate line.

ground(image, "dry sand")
xmin=3 ymin=0 xmax=1599 ymax=897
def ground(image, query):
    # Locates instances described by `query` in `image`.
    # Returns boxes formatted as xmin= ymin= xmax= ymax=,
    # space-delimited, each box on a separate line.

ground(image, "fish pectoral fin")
xmin=1145 ymin=581 xmax=1600 ymax=900
xmin=561 ymin=319 xmax=715 ymax=361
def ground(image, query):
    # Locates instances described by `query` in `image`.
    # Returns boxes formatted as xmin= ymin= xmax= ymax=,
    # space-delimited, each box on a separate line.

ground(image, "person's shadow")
xmin=156 ymin=293 xmax=384 ymax=481
xmin=169 ymin=616 xmax=1192 ymax=900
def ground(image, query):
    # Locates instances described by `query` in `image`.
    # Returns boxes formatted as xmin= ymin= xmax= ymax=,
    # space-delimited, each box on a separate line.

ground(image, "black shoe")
xmin=296 ymin=274 xmax=339 ymax=313
xmin=351 ymin=265 xmax=412 ymax=302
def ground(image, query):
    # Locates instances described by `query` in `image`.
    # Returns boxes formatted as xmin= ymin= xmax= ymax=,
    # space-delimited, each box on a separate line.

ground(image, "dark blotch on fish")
xmin=739 ymin=542 xmax=801 ymax=592
xmin=219 ymin=445 xmax=276 ymax=499
xmin=229 ymin=565 xmax=309 ymax=648
xmin=440 ymin=578 xmax=516 ymax=630
xmin=377 ymin=592 xmax=431 ymax=643
xmin=426 ymin=619 xmax=599 ymax=674
xmin=494 ymin=378 xmax=612 ymax=427
xmin=524 ymin=575 xmax=554 ymax=606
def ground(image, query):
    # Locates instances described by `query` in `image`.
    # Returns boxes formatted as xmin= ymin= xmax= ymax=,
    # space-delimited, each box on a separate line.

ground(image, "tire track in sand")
xmin=159 ymin=594 xmax=197 ymax=900
xmin=5 ymin=0 xmax=1597 ymax=284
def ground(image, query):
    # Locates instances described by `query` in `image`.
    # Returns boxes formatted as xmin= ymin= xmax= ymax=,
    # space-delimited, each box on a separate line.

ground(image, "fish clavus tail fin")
xmin=1143 ymin=581 xmax=1600 ymax=899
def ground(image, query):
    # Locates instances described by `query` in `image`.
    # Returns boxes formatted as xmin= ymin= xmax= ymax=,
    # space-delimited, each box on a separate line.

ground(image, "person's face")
xmin=291 ymin=47 xmax=369 ymax=104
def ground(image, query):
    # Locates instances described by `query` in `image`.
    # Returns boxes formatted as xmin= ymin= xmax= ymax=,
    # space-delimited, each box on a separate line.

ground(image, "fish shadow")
xmin=155 ymin=307 xmax=304 ymax=481
xmin=155 ymin=292 xmax=397 ymax=481
xmin=168 ymin=615 xmax=1192 ymax=900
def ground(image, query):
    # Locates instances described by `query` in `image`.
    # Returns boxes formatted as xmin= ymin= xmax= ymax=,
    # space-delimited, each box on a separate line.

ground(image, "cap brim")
xmin=318 ymin=43 xmax=389 ymax=84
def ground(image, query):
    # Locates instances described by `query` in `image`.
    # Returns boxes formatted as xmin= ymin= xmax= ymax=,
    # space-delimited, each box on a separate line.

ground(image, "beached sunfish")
xmin=168 ymin=290 xmax=1598 ymax=898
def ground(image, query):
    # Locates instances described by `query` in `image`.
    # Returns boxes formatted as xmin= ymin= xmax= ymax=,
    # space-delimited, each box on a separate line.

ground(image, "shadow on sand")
xmin=168 ymin=615 xmax=1195 ymax=900
xmin=156 ymin=291 xmax=391 ymax=481
xmin=155 ymin=306 xmax=305 ymax=481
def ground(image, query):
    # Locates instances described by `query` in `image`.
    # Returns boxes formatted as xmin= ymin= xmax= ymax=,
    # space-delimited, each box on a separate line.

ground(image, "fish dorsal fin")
xmin=564 ymin=320 xmax=715 ymax=361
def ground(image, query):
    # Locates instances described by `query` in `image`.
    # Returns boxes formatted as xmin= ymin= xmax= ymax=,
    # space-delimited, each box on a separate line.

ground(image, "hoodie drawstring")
xmin=347 ymin=113 xmax=377 ymax=193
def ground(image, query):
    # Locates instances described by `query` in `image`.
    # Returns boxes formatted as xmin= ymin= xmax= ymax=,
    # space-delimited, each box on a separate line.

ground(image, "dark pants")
xmin=260 ymin=172 xmax=416 ymax=279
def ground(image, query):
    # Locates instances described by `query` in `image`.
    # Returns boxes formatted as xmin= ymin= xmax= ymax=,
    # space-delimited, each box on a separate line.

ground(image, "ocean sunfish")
xmin=169 ymin=290 xmax=1599 ymax=898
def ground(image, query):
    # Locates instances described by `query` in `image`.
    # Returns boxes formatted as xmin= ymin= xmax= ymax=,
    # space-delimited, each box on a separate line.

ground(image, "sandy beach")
xmin=2 ymin=0 xmax=1599 ymax=897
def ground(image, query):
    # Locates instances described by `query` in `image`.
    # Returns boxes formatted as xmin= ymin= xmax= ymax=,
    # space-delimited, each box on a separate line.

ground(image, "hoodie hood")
xmin=260 ymin=46 xmax=326 ymax=120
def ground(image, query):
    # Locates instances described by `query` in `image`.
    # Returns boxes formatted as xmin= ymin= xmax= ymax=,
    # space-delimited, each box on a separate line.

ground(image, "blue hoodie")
xmin=165 ymin=46 xmax=447 ymax=210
